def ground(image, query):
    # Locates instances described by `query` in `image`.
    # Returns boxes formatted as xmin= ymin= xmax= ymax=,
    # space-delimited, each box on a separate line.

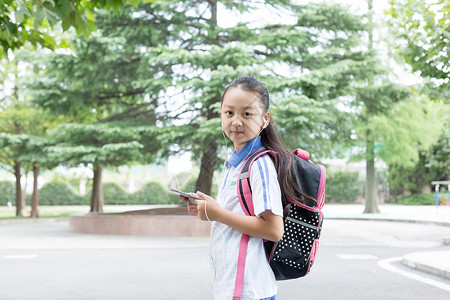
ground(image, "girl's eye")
xmin=243 ymin=112 xmax=252 ymax=117
xmin=225 ymin=111 xmax=233 ymax=116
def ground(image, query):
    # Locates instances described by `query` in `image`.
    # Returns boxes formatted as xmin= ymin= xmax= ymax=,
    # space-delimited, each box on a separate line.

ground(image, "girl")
xmin=181 ymin=76 xmax=304 ymax=300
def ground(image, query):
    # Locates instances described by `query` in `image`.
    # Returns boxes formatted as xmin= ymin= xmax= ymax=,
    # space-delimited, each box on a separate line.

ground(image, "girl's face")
xmin=221 ymin=87 xmax=269 ymax=151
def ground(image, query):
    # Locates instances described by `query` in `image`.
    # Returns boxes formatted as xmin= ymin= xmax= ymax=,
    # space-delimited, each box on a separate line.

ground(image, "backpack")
xmin=233 ymin=148 xmax=326 ymax=299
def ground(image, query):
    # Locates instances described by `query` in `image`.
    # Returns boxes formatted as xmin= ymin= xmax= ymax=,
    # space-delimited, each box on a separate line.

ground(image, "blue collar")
xmin=227 ymin=136 xmax=264 ymax=168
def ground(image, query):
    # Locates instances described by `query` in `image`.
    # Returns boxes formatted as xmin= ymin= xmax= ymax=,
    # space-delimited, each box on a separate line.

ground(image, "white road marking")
xmin=2 ymin=254 xmax=37 ymax=259
xmin=337 ymin=254 xmax=378 ymax=260
xmin=378 ymin=257 xmax=450 ymax=292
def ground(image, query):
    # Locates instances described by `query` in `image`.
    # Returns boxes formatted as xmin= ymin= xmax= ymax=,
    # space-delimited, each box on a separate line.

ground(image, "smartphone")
xmin=169 ymin=188 xmax=201 ymax=199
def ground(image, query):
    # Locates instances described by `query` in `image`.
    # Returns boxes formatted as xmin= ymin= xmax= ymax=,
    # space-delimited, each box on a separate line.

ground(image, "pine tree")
xmin=46 ymin=123 xmax=160 ymax=212
xmin=130 ymin=0 xmax=379 ymax=195
xmin=0 ymin=99 xmax=62 ymax=216
xmin=26 ymin=7 xmax=165 ymax=212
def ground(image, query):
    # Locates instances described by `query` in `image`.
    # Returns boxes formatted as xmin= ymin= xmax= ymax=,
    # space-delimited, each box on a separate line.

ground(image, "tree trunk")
xmin=31 ymin=163 xmax=39 ymax=218
xmin=194 ymin=0 xmax=219 ymax=196
xmin=21 ymin=174 xmax=27 ymax=211
xmin=14 ymin=162 xmax=23 ymax=217
xmin=367 ymin=0 xmax=373 ymax=50
xmin=363 ymin=0 xmax=379 ymax=214
xmin=210 ymin=0 xmax=217 ymax=23
xmin=90 ymin=165 xmax=104 ymax=213
xmin=364 ymin=136 xmax=380 ymax=213
xmin=196 ymin=141 xmax=218 ymax=195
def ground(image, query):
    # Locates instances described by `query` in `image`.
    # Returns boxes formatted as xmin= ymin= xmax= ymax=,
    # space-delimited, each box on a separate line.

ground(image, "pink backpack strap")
xmin=233 ymin=149 xmax=271 ymax=299
xmin=233 ymin=234 xmax=250 ymax=300
xmin=293 ymin=148 xmax=310 ymax=161
xmin=317 ymin=164 xmax=326 ymax=209
xmin=236 ymin=149 xmax=271 ymax=215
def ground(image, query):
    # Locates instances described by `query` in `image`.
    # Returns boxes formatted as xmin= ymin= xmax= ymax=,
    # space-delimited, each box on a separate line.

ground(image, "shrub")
xmin=84 ymin=182 xmax=132 ymax=205
xmin=39 ymin=182 xmax=83 ymax=205
xmin=397 ymin=193 xmax=447 ymax=205
xmin=102 ymin=182 xmax=130 ymax=205
xmin=325 ymin=171 xmax=360 ymax=204
xmin=0 ymin=181 xmax=15 ymax=205
xmin=133 ymin=182 xmax=173 ymax=204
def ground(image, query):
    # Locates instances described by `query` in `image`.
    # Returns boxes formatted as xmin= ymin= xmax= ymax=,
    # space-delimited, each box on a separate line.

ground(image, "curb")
xmin=0 ymin=217 xmax=68 ymax=225
xmin=325 ymin=215 xmax=450 ymax=227
xmin=403 ymin=251 xmax=450 ymax=280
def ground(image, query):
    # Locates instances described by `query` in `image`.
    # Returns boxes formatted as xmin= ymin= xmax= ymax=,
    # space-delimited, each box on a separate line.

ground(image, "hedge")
xmin=396 ymin=193 xmax=448 ymax=205
xmin=3 ymin=179 xmax=214 ymax=206
xmin=102 ymin=183 xmax=130 ymax=205
xmin=133 ymin=182 xmax=173 ymax=204
xmin=39 ymin=182 xmax=84 ymax=205
xmin=325 ymin=171 xmax=360 ymax=204
xmin=38 ymin=181 xmax=176 ymax=205
xmin=0 ymin=181 xmax=15 ymax=205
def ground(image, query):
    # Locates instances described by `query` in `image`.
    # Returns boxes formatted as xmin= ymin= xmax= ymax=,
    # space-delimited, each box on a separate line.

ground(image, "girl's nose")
xmin=231 ymin=116 xmax=243 ymax=127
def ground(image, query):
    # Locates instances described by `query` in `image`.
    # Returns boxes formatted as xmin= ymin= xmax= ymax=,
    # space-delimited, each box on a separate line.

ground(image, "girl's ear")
xmin=263 ymin=112 xmax=271 ymax=129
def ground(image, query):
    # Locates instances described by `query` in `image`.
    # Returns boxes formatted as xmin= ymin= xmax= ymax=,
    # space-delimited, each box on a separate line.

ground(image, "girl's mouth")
xmin=231 ymin=131 xmax=243 ymax=135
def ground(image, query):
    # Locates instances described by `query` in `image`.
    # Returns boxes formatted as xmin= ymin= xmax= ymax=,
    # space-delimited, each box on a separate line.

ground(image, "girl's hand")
xmin=179 ymin=194 xmax=199 ymax=217
xmin=195 ymin=191 xmax=223 ymax=222
xmin=193 ymin=192 xmax=283 ymax=241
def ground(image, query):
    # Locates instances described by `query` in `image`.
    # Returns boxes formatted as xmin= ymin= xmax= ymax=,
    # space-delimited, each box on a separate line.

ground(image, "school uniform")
xmin=210 ymin=136 xmax=283 ymax=300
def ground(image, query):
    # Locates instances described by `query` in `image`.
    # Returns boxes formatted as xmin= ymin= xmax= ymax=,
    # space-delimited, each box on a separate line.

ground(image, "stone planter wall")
xmin=69 ymin=213 xmax=211 ymax=236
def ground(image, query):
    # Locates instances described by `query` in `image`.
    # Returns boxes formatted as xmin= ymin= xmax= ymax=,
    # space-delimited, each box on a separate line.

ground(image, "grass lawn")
xmin=0 ymin=204 xmax=172 ymax=219
xmin=0 ymin=207 xmax=90 ymax=219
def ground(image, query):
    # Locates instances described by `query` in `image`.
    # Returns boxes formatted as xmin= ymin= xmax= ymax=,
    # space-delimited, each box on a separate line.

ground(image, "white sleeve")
xmin=249 ymin=154 xmax=283 ymax=217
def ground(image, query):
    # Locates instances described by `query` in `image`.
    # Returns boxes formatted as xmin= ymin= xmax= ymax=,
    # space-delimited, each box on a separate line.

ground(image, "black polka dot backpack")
xmin=233 ymin=148 xmax=326 ymax=298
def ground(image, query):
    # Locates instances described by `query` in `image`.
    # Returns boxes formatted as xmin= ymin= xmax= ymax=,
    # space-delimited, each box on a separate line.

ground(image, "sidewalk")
xmin=323 ymin=204 xmax=450 ymax=280
xmin=323 ymin=204 xmax=450 ymax=227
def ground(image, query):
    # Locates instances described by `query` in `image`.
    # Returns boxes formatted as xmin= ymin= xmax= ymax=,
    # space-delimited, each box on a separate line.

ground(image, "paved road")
xmin=1 ymin=216 xmax=450 ymax=299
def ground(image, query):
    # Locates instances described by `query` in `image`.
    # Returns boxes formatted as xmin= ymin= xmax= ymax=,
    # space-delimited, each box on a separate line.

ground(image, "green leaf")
xmin=33 ymin=9 xmax=45 ymax=28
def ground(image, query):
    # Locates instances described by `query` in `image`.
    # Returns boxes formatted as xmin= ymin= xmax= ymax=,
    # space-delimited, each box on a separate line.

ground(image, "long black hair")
xmin=221 ymin=75 xmax=317 ymax=208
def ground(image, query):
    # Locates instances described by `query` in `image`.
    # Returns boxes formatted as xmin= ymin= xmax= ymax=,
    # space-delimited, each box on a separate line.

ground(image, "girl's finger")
xmin=179 ymin=195 xmax=190 ymax=202
xmin=196 ymin=191 xmax=209 ymax=200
